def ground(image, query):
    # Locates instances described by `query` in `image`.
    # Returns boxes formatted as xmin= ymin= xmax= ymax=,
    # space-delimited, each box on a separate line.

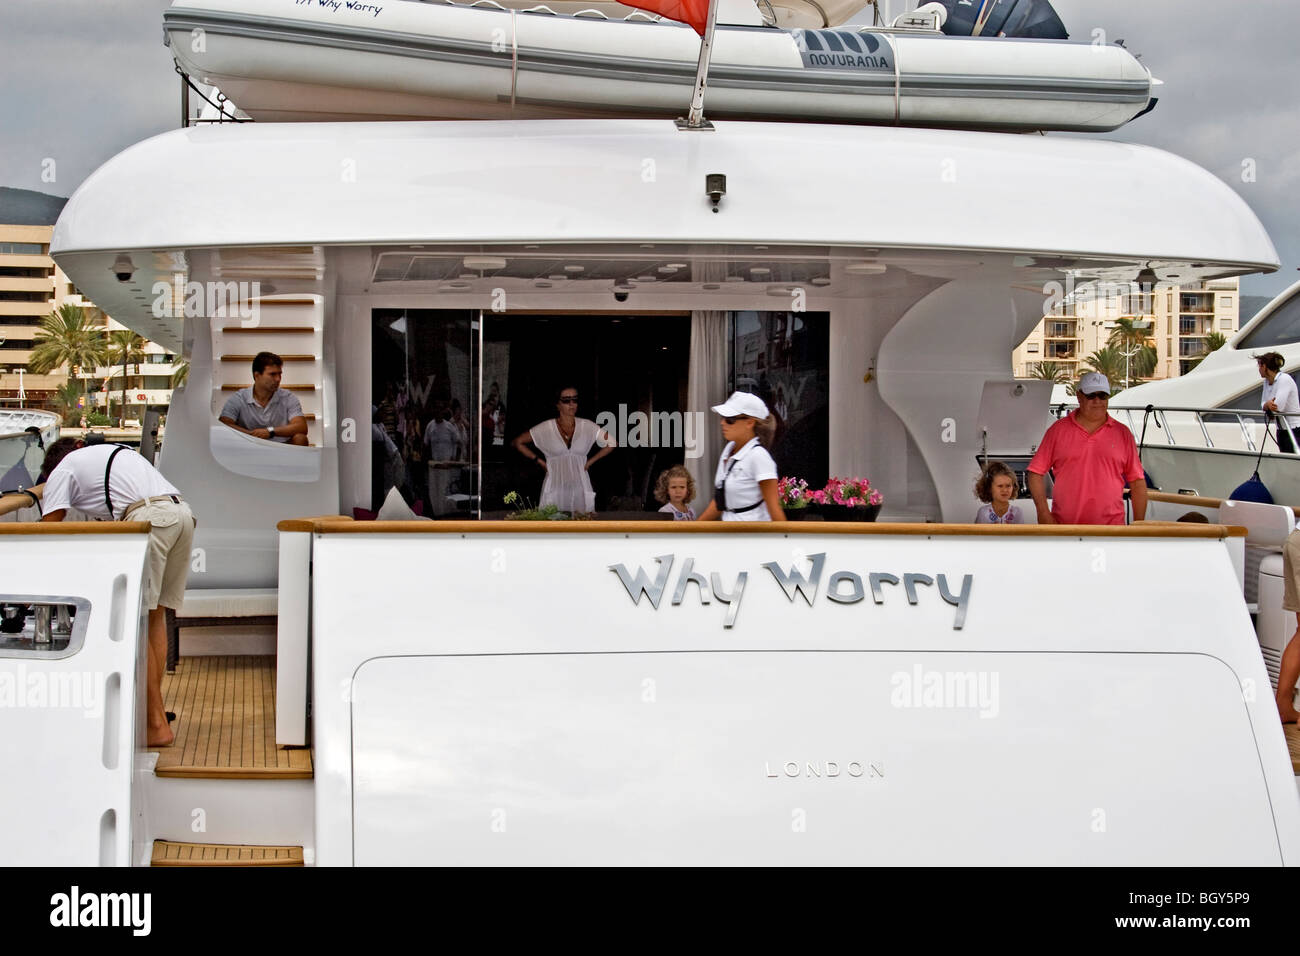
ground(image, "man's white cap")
xmin=1077 ymin=372 xmax=1111 ymax=396
xmin=712 ymin=391 xmax=770 ymax=419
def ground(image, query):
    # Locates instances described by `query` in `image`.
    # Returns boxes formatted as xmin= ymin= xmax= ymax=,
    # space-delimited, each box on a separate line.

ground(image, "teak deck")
xmin=152 ymin=841 xmax=304 ymax=867
xmin=1287 ymin=723 xmax=1300 ymax=776
xmin=157 ymin=655 xmax=311 ymax=778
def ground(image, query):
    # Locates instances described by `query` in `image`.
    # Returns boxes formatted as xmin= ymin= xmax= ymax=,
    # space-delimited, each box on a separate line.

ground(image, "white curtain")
xmin=687 ymin=309 xmax=727 ymax=511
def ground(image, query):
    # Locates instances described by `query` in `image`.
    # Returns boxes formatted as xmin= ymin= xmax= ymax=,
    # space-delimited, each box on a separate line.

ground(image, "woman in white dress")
xmin=511 ymin=386 xmax=616 ymax=512
xmin=696 ymin=391 xmax=786 ymax=522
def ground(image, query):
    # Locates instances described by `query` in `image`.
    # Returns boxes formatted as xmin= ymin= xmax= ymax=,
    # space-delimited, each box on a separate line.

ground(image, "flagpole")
xmin=681 ymin=0 xmax=719 ymax=129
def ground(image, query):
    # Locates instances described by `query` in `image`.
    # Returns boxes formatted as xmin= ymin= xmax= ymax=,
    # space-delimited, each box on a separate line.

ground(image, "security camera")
xmin=613 ymin=282 xmax=633 ymax=303
xmin=706 ymin=173 xmax=726 ymax=213
xmin=614 ymin=290 xmax=629 ymax=303
xmin=110 ymin=254 xmax=135 ymax=283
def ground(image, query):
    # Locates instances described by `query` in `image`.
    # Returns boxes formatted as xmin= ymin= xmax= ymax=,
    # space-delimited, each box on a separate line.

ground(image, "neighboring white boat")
xmin=1112 ymin=280 xmax=1300 ymax=504
xmin=0 ymin=409 xmax=58 ymax=498
xmin=163 ymin=0 xmax=1155 ymax=130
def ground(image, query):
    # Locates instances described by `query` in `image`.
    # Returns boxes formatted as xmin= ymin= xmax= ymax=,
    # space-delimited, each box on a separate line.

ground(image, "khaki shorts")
xmin=1284 ymin=529 xmax=1300 ymax=613
xmin=133 ymin=500 xmax=196 ymax=610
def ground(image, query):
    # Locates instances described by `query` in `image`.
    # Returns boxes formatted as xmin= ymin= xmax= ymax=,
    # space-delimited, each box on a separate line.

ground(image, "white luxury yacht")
xmin=1 ymin=0 xmax=1297 ymax=866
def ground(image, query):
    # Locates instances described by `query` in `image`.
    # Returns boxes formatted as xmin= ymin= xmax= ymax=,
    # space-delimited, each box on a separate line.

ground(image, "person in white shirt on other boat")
xmin=1256 ymin=351 xmax=1300 ymax=453
xmin=697 ymin=392 xmax=785 ymax=522
xmin=39 ymin=437 xmax=195 ymax=749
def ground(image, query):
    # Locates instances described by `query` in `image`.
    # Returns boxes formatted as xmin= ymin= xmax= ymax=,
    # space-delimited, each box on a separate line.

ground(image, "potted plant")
xmin=811 ymin=477 xmax=883 ymax=521
xmin=777 ymin=476 xmax=817 ymax=520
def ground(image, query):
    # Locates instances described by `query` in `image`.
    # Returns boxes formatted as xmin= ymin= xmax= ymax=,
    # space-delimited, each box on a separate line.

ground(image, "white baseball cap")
xmin=712 ymin=391 xmax=770 ymax=419
xmin=1077 ymin=372 xmax=1111 ymax=396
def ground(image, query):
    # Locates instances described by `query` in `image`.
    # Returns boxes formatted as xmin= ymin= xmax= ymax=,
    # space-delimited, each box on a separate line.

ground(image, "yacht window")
xmin=729 ymin=311 xmax=829 ymax=489
xmin=1237 ymin=290 xmax=1300 ymax=349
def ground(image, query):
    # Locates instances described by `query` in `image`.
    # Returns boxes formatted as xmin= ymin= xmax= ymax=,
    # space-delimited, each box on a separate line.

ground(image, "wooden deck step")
xmin=152 ymin=841 xmax=304 ymax=867
xmin=1286 ymin=723 xmax=1300 ymax=776
xmin=157 ymin=655 xmax=312 ymax=779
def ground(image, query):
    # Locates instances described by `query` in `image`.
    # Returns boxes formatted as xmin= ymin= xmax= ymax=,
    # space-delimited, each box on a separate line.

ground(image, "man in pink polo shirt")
xmin=1026 ymin=372 xmax=1147 ymax=525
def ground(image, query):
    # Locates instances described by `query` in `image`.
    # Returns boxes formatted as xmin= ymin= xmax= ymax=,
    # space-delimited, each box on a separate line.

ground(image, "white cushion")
xmin=376 ymin=486 xmax=431 ymax=521
xmin=179 ymin=587 xmax=278 ymax=618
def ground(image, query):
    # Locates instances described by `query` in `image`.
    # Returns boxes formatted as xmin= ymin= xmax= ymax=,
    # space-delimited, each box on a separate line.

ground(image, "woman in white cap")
xmin=697 ymin=391 xmax=786 ymax=522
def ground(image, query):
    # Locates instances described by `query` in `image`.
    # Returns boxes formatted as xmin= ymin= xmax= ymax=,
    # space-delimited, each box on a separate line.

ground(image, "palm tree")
xmin=1084 ymin=348 xmax=1125 ymax=393
xmin=1187 ymin=331 xmax=1228 ymax=371
xmin=26 ymin=303 xmax=108 ymax=417
xmin=52 ymin=381 xmax=83 ymax=425
xmin=170 ymin=358 xmax=189 ymax=389
xmin=1106 ymin=317 xmax=1154 ymax=351
xmin=108 ymin=330 xmax=147 ymax=427
xmin=1028 ymin=361 xmax=1072 ymax=384
xmin=1131 ymin=344 xmax=1158 ymax=380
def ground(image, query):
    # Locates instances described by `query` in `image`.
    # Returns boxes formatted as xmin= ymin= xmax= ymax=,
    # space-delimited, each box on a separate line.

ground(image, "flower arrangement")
xmin=777 ymin=476 xmax=812 ymax=509
xmin=802 ymin=477 xmax=884 ymax=509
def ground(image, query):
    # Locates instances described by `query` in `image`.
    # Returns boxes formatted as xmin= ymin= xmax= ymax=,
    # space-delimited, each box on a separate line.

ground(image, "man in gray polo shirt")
xmin=218 ymin=350 xmax=308 ymax=445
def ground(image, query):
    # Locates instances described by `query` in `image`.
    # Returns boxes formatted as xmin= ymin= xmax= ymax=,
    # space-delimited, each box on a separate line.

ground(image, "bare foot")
xmin=148 ymin=725 xmax=175 ymax=748
xmin=1279 ymin=706 xmax=1299 ymax=725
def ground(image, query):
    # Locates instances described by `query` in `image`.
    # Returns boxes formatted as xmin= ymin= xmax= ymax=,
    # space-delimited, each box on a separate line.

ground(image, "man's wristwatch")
xmin=268 ymin=426 xmax=275 ymax=437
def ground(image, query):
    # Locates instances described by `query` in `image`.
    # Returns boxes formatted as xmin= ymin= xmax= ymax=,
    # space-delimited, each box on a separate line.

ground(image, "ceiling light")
xmin=463 ymin=256 xmax=507 ymax=270
xmin=811 ymin=276 xmax=831 ymax=286
xmin=750 ymin=266 xmax=770 ymax=276
xmin=564 ymin=264 xmax=585 ymax=273
xmin=845 ymin=262 xmax=887 ymax=275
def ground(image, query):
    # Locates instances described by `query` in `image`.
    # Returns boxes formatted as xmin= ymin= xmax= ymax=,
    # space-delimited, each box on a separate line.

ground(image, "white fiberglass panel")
xmin=311 ymin=531 xmax=1299 ymax=865
xmin=351 ymin=650 xmax=1275 ymax=866
xmin=0 ymin=533 xmax=148 ymax=866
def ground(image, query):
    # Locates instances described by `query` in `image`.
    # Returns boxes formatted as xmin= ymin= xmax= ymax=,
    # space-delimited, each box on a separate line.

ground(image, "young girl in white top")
xmin=973 ymin=460 xmax=1024 ymax=524
xmin=653 ymin=465 xmax=696 ymax=520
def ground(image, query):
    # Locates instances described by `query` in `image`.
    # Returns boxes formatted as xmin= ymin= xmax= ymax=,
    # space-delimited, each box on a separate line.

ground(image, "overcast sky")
xmin=1 ymin=0 xmax=1296 ymax=298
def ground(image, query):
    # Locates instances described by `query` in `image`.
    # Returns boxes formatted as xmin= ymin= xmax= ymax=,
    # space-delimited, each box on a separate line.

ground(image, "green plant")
xmin=27 ymin=304 xmax=109 ymax=418
xmin=86 ymin=411 xmax=113 ymax=427
xmin=1028 ymin=361 xmax=1072 ymax=384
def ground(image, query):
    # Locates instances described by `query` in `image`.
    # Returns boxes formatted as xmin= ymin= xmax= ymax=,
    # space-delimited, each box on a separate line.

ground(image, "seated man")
xmin=219 ymin=350 xmax=308 ymax=445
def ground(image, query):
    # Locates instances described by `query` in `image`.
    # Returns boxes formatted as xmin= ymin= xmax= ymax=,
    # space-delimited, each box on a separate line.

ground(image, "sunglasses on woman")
xmin=559 ymin=397 xmax=579 ymax=404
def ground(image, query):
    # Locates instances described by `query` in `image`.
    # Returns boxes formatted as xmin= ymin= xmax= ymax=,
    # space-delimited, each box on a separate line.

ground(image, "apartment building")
xmin=1 ymin=189 xmax=177 ymax=417
xmin=0 ymin=219 xmax=74 ymax=406
xmin=1012 ymin=278 xmax=1240 ymax=385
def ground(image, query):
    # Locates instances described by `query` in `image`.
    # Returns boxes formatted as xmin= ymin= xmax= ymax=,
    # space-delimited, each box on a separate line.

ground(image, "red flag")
xmin=622 ymin=0 xmax=711 ymax=35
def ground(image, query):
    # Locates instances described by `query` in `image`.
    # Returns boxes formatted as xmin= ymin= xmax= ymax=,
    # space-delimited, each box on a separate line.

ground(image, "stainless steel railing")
xmin=1099 ymin=406 xmax=1299 ymax=455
